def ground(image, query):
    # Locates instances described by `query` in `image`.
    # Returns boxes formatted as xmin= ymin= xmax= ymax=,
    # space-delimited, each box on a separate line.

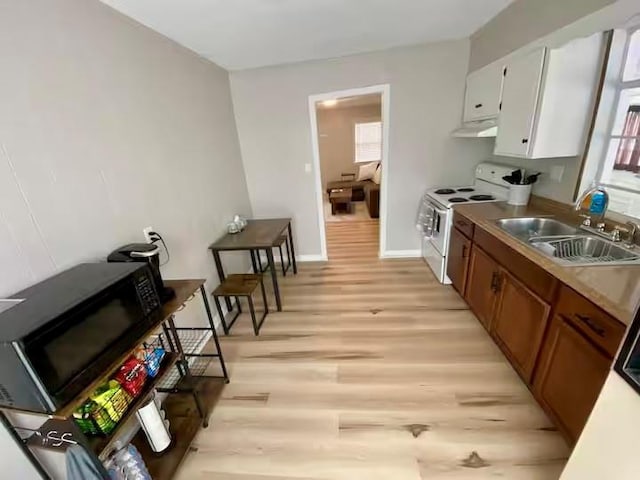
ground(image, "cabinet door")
xmin=494 ymin=48 xmax=546 ymax=157
xmin=447 ymin=227 xmax=471 ymax=296
xmin=492 ymin=270 xmax=550 ymax=382
xmin=534 ymin=314 xmax=611 ymax=444
xmin=465 ymin=246 xmax=499 ymax=330
xmin=463 ymin=64 xmax=504 ymax=122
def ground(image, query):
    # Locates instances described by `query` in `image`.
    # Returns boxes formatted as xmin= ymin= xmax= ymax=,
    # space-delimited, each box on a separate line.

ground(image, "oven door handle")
xmin=432 ymin=206 xmax=448 ymax=233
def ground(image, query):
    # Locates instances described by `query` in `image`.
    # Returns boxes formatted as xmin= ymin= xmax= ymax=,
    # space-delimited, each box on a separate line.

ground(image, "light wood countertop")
xmin=454 ymin=201 xmax=640 ymax=326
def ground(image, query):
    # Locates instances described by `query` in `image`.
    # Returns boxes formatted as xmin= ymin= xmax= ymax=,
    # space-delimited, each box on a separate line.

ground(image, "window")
xmin=354 ymin=121 xmax=382 ymax=163
xmin=593 ymin=28 xmax=640 ymax=216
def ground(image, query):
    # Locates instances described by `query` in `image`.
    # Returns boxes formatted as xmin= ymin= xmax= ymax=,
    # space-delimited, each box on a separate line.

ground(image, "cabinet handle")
xmin=474 ymin=103 xmax=483 ymax=109
xmin=494 ymin=272 xmax=502 ymax=293
xmin=462 ymin=245 xmax=468 ymax=258
xmin=521 ymin=138 xmax=529 ymax=144
xmin=575 ymin=314 xmax=606 ymax=337
xmin=490 ymin=272 xmax=501 ymax=293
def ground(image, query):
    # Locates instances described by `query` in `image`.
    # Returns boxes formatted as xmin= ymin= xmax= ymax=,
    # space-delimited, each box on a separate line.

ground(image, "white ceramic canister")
xmin=507 ymin=184 xmax=533 ymax=206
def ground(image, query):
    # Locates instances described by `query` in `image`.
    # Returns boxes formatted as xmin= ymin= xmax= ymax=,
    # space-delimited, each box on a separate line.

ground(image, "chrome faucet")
xmin=574 ymin=184 xmax=609 ymax=225
xmin=612 ymin=221 xmax=640 ymax=247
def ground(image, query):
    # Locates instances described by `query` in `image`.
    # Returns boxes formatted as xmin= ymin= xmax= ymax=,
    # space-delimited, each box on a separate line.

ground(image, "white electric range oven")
xmin=417 ymin=162 xmax=515 ymax=283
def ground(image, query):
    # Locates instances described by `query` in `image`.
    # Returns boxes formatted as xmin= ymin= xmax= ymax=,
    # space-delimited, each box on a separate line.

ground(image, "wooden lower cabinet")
xmin=533 ymin=314 xmax=611 ymax=444
xmin=456 ymin=222 xmax=624 ymax=446
xmin=465 ymin=246 xmax=500 ymax=330
xmin=447 ymin=227 xmax=471 ymax=295
xmin=491 ymin=271 xmax=550 ymax=382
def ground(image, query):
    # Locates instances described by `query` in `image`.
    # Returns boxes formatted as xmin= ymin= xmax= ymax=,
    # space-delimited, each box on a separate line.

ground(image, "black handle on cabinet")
xmin=461 ymin=245 xmax=468 ymax=258
xmin=521 ymin=138 xmax=529 ymax=144
xmin=474 ymin=103 xmax=483 ymax=109
xmin=490 ymin=272 xmax=500 ymax=293
xmin=494 ymin=272 xmax=502 ymax=293
xmin=575 ymin=314 xmax=606 ymax=337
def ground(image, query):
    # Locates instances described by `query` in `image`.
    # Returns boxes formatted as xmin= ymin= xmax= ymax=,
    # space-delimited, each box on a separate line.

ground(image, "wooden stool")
xmin=212 ymin=274 xmax=269 ymax=336
xmin=274 ymin=234 xmax=292 ymax=276
xmin=250 ymin=234 xmax=291 ymax=277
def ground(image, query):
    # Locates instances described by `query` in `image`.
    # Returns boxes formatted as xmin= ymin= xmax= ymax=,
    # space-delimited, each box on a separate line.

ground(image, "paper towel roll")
xmin=136 ymin=396 xmax=172 ymax=453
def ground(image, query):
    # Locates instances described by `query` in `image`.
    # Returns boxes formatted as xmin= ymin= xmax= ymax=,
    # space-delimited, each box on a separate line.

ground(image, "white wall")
xmin=561 ymin=372 xmax=640 ymax=480
xmin=469 ymin=0 xmax=615 ymax=71
xmin=230 ymin=41 xmax=494 ymax=257
xmin=0 ymin=0 xmax=251 ymax=477
xmin=493 ymin=155 xmax=584 ymax=204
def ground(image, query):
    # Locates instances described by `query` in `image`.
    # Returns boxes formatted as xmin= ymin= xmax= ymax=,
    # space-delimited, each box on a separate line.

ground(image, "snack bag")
xmin=114 ymin=357 xmax=148 ymax=397
xmin=134 ymin=343 xmax=166 ymax=378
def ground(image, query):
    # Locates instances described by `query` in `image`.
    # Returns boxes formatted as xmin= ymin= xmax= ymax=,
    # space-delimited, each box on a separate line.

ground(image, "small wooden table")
xmin=329 ymin=188 xmax=352 ymax=214
xmin=208 ymin=218 xmax=297 ymax=312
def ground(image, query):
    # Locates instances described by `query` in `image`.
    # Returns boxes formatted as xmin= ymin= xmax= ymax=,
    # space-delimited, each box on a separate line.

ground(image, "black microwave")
xmin=0 ymin=263 xmax=161 ymax=413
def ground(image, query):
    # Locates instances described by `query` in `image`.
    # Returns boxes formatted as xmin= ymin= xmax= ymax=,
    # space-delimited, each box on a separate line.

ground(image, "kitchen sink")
xmin=495 ymin=217 xmax=640 ymax=266
xmin=495 ymin=217 xmax=579 ymax=240
xmin=529 ymin=235 xmax=640 ymax=265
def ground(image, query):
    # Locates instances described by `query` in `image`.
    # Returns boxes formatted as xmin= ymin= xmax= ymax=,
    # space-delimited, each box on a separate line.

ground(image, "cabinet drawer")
xmin=452 ymin=212 xmax=474 ymax=239
xmin=555 ymin=286 xmax=625 ymax=358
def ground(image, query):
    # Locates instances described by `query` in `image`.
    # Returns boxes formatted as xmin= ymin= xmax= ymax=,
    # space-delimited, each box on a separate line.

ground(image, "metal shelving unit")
xmin=0 ymin=279 xmax=229 ymax=480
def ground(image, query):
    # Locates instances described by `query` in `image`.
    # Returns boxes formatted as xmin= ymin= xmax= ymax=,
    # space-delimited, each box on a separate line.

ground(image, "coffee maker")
xmin=108 ymin=243 xmax=175 ymax=302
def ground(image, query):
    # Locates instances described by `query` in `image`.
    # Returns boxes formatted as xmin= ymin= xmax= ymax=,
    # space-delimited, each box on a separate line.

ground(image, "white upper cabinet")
xmin=463 ymin=63 xmax=504 ymax=122
xmin=495 ymin=49 xmax=545 ymax=157
xmin=495 ymin=33 xmax=604 ymax=159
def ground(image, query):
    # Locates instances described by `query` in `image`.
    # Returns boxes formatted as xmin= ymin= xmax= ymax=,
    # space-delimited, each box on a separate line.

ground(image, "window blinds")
xmin=355 ymin=121 xmax=382 ymax=163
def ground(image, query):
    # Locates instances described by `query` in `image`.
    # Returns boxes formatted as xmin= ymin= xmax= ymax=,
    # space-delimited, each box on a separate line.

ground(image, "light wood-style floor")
xmin=178 ymin=220 xmax=569 ymax=480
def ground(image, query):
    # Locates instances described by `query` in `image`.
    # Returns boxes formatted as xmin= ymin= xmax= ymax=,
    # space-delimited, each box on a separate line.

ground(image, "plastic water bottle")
xmin=112 ymin=444 xmax=152 ymax=480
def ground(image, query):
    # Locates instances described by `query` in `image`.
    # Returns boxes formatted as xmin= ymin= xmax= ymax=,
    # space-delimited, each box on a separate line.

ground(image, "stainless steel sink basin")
xmin=495 ymin=217 xmax=579 ymax=240
xmin=529 ymin=235 xmax=640 ymax=266
xmin=495 ymin=217 xmax=640 ymax=266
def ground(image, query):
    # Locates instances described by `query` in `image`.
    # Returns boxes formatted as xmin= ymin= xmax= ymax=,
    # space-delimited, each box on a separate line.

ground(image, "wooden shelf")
xmin=87 ymin=353 xmax=180 ymax=459
xmin=49 ymin=279 xmax=205 ymax=419
xmin=132 ymin=377 xmax=225 ymax=480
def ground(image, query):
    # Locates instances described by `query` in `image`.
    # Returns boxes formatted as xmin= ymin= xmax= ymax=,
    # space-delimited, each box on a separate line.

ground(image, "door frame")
xmin=308 ymin=83 xmax=391 ymax=259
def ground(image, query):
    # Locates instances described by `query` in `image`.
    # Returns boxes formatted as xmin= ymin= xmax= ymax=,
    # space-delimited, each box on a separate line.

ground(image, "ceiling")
xmin=100 ymin=0 xmax=514 ymax=71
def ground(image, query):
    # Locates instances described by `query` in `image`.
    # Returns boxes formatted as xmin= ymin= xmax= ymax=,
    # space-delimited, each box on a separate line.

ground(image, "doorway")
xmin=308 ymin=85 xmax=390 ymax=260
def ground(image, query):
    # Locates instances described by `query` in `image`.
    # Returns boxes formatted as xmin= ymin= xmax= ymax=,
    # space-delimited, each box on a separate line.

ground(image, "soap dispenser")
xmin=574 ymin=182 xmax=609 ymax=223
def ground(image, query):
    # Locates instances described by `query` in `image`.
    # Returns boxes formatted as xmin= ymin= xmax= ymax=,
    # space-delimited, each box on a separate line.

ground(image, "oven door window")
xmin=25 ymin=280 xmax=146 ymax=398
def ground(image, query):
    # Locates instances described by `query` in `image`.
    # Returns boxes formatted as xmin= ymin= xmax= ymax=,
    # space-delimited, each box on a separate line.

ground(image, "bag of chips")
xmin=134 ymin=343 xmax=166 ymax=378
xmin=114 ymin=357 xmax=148 ymax=397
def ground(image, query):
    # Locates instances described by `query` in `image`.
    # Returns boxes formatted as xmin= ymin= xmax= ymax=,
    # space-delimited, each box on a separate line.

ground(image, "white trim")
xmin=308 ymin=84 xmax=391 ymax=260
xmin=297 ymin=254 xmax=327 ymax=262
xmin=379 ymin=85 xmax=391 ymax=258
xmin=583 ymin=27 xmax=640 ymax=192
xmin=308 ymin=95 xmax=328 ymax=262
xmin=380 ymin=249 xmax=421 ymax=259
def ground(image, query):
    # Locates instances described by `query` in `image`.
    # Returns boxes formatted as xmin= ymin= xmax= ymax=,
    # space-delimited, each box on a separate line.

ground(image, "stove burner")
xmin=457 ymin=187 xmax=475 ymax=192
xmin=469 ymin=194 xmax=495 ymax=201
xmin=448 ymin=197 xmax=469 ymax=203
xmin=435 ymin=188 xmax=455 ymax=195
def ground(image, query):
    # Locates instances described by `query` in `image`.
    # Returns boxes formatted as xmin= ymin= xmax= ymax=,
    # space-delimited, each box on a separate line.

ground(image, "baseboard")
xmin=380 ymin=249 xmax=421 ymax=258
xmin=297 ymin=254 xmax=327 ymax=262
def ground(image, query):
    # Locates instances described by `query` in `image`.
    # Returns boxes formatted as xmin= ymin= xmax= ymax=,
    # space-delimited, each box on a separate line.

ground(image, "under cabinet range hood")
xmin=451 ymin=119 xmax=498 ymax=138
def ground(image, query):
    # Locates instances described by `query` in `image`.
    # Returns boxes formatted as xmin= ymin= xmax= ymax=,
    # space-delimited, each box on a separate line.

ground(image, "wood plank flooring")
xmin=177 ymin=220 xmax=569 ymax=479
